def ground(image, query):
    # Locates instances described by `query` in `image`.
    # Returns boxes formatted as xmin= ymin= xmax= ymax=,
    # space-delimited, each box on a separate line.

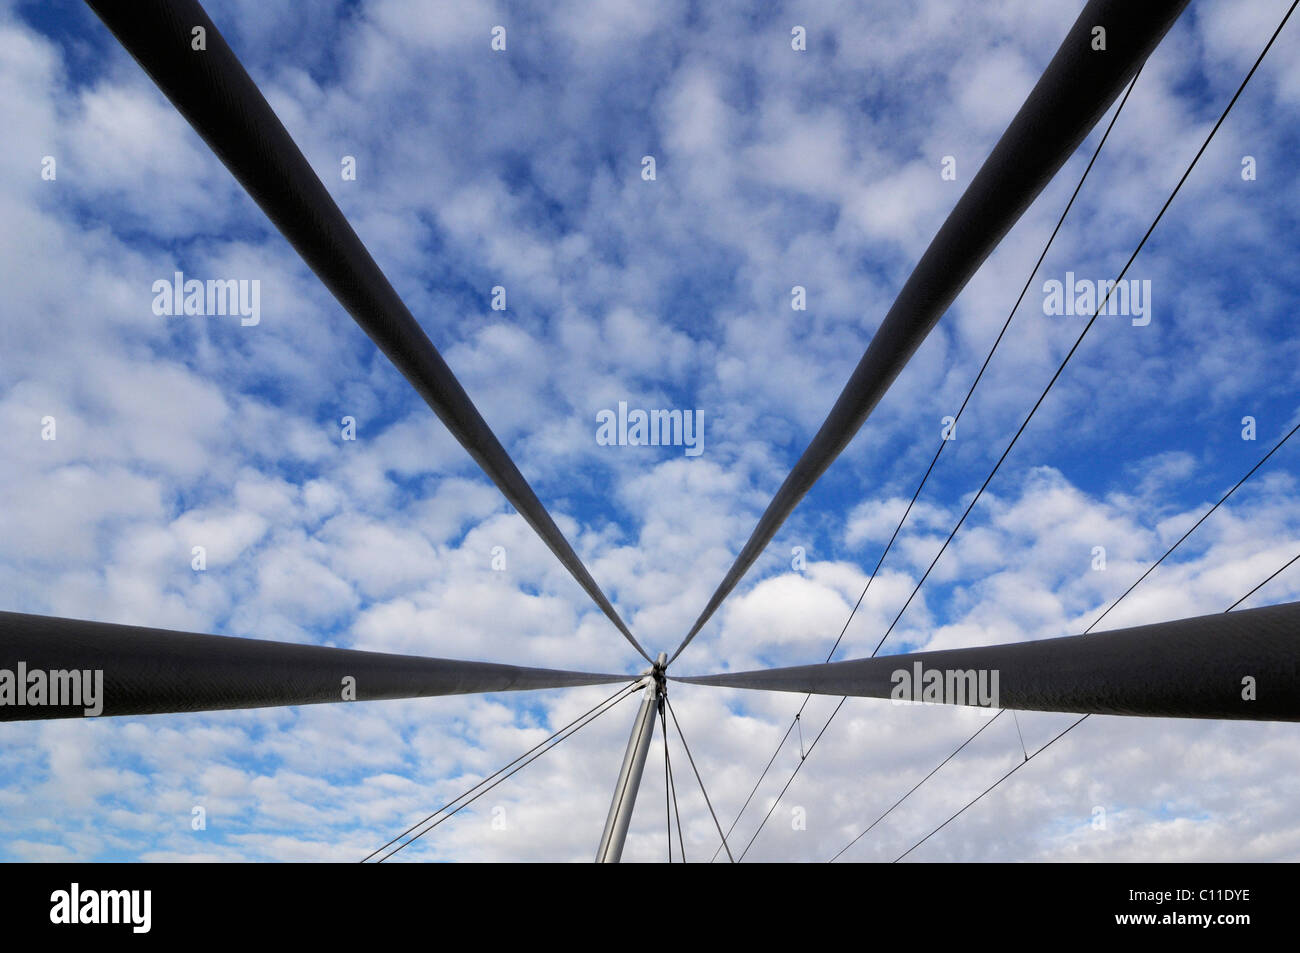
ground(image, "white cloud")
xmin=0 ymin=0 xmax=1297 ymax=863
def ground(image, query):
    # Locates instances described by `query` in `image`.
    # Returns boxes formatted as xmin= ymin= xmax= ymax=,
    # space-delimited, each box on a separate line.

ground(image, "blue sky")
xmin=2 ymin=0 xmax=1300 ymax=862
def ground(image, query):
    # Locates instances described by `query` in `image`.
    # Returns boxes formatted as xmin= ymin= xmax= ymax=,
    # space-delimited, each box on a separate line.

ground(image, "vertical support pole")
xmin=595 ymin=654 xmax=667 ymax=862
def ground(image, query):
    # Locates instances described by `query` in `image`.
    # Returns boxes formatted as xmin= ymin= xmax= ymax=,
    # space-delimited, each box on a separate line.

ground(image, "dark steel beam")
xmin=0 ymin=611 xmax=627 ymax=721
xmin=82 ymin=0 xmax=649 ymax=663
xmin=671 ymin=0 xmax=1191 ymax=663
xmin=674 ymin=601 xmax=1300 ymax=721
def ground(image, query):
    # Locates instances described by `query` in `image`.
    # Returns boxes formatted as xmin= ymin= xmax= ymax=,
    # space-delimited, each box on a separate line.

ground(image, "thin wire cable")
xmin=708 ymin=717 xmax=798 ymax=862
xmin=664 ymin=703 xmax=687 ymax=862
xmin=892 ymin=544 xmax=1300 ymax=863
xmin=832 ymin=469 xmax=1300 ymax=860
xmin=869 ymin=0 xmax=1298 ymax=662
xmin=667 ymin=3 xmax=1186 ymax=668
xmin=1086 ymin=418 xmax=1300 ymax=635
xmin=737 ymin=696 xmax=846 ymax=861
xmin=660 ymin=696 xmax=675 ymax=862
xmin=665 ymin=696 xmax=735 ymax=862
xmin=828 ymin=712 xmax=1002 ymax=862
xmin=669 ymin=754 xmax=687 ymax=863
xmin=361 ymin=680 xmax=635 ymax=862
xmin=835 ymin=64 xmax=1145 ymax=667
xmin=831 ymin=416 xmax=1300 ymax=860
xmin=369 ymin=680 xmax=638 ymax=862
xmin=893 ymin=715 xmax=1089 ymax=862
xmin=750 ymin=4 xmax=1297 ymax=860
xmin=379 ymin=684 xmax=635 ymax=862
xmin=1226 ymin=551 xmax=1300 ymax=611
xmin=709 ymin=65 xmax=1146 ymax=862
xmin=1011 ymin=710 xmax=1029 ymax=761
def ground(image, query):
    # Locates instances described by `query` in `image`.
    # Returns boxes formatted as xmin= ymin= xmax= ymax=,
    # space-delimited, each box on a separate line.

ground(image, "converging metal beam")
xmin=674 ymin=601 xmax=1300 ymax=721
xmin=670 ymin=0 xmax=1191 ymax=664
xmin=83 ymin=0 xmax=649 ymax=663
xmin=0 ymin=611 xmax=626 ymax=721
xmin=595 ymin=655 xmax=666 ymax=862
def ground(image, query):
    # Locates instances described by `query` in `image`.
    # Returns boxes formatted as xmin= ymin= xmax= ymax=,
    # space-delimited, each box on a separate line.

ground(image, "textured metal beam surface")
xmin=82 ymin=0 xmax=648 ymax=664
xmin=595 ymin=676 xmax=660 ymax=863
xmin=674 ymin=602 xmax=1300 ymax=721
xmin=671 ymin=0 xmax=1191 ymax=663
xmin=0 ymin=611 xmax=627 ymax=721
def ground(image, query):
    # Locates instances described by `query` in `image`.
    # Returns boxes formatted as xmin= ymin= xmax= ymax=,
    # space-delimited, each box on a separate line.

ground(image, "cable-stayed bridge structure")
xmin=6 ymin=0 xmax=1298 ymax=862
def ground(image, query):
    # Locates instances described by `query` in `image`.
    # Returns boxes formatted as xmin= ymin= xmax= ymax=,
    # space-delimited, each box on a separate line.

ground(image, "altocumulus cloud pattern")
xmin=1 ymin=0 xmax=1300 ymax=863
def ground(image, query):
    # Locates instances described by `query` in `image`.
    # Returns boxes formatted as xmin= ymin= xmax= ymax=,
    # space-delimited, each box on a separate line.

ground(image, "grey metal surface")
xmin=674 ymin=602 xmax=1300 ymax=721
xmin=0 ymin=611 xmax=628 ymax=721
xmin=595 ymin=675 xmax=661 ymax=862
xmin=671 ymin=0 xmax=1191 ymax=664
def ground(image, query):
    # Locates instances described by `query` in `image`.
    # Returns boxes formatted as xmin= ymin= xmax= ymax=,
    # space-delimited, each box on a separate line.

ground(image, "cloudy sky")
xmin=2 ymin=0 xmax=1299 ymax=862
